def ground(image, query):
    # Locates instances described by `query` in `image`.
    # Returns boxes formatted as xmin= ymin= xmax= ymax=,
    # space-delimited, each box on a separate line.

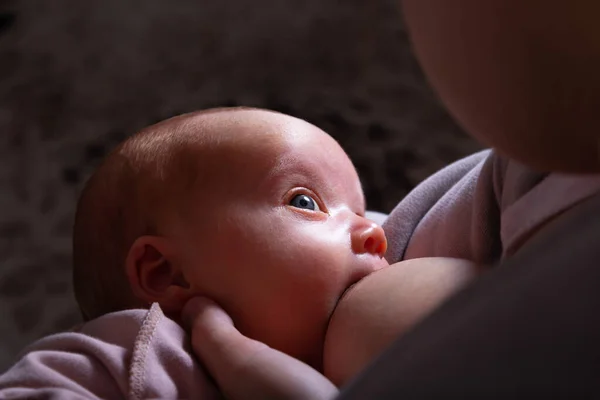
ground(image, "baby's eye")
xmin=289 ymin=194 xmax=320 ymax=211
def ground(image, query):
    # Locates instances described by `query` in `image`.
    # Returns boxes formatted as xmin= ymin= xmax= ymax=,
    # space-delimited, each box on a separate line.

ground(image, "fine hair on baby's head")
xmin=72 ymin=107 xmax=253 ymax=321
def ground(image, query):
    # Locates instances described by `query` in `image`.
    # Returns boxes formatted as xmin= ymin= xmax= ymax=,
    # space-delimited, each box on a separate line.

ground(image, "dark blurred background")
xmin=0 ymin=0 xmax=481 ymax=370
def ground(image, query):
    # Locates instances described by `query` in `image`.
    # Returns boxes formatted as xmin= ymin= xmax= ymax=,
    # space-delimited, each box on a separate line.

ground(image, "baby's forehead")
xmin=151 ymin=110 xmax=301 ymax=187
xmin=160 ymin=109 xmax=289 ymax=156
xmin=165 ymin=109 xmax=327 ymax=158
xmin=170 ymin=108 xmax=357 ymax=182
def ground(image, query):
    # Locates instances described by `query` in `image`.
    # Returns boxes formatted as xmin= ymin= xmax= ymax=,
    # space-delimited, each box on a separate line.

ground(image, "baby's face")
xmin=174 ymin=110 xmax=388 ymax=369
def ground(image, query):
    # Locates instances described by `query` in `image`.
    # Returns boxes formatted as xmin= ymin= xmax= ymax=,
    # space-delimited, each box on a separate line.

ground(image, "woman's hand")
xmin=182 ymin=297 xmax=339 ymax=400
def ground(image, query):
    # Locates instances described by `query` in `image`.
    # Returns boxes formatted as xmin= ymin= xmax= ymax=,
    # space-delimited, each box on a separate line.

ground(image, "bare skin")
xmin=401 ymin=0 xmax=600 ymax=173
xmin=323 ymin=258 xmax=480 ymax=386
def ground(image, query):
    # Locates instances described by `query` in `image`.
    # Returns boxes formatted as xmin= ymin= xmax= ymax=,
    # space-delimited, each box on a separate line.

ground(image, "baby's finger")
xmin=181 ymin=297 xmax=233 ymax=334
xmin=182 ymin=297 xmax=268 ymax=383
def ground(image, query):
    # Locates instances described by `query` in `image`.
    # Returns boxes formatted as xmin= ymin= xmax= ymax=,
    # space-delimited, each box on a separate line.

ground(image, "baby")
xmin=72 ymin=105 xmax=392 ymax=369
xmin=0 ymin=106 xmax=479 ymax=399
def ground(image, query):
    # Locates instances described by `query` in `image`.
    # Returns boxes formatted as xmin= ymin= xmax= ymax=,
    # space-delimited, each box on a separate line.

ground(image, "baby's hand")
xmin=182 ymin=297 xmax=339 ymax=400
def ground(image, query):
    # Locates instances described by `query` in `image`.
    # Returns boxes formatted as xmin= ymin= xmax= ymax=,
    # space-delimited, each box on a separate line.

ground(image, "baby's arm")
xmin=323 ymin=257 xmax=480 ymax=386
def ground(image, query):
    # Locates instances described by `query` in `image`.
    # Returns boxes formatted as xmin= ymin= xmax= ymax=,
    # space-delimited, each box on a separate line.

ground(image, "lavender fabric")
xmin=384 ymin=150 xmax=600 ymax=265
xmin=0 ymin=304 xmax=219 ymax=399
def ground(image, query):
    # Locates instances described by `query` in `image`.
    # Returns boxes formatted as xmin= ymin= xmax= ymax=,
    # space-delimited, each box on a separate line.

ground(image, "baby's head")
xmin=73 ymin=107 xmax=388 ymax=368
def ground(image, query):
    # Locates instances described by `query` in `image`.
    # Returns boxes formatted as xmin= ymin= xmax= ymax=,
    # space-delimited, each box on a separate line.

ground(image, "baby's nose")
xmin=351 ymin=222 xmax=387 ymax=257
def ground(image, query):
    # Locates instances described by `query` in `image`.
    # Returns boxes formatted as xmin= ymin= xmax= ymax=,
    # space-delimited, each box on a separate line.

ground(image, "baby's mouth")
xmin=332 ymin=258 xmax=389 ymax=315
xmin=337 ymin=258 xmax=389 ymax=305
xmin=337 ymin=283 xmax=357 ymax=308
xmin=336 ymin=277 xmax=363 ymax=308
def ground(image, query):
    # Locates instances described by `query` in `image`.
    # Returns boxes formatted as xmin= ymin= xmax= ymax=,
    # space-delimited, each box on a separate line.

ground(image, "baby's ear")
xmin=125 ymin=236 xmax=191 ymax=315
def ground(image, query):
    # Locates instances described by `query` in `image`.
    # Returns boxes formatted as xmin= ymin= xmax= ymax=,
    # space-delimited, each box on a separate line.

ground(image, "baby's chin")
xmin=323 ymin=257 xmax=480 ymax=386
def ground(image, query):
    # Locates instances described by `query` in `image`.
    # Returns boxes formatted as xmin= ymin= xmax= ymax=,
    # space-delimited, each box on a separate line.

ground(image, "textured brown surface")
xmin=0 ymin=0 xmax=481 ymax=371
